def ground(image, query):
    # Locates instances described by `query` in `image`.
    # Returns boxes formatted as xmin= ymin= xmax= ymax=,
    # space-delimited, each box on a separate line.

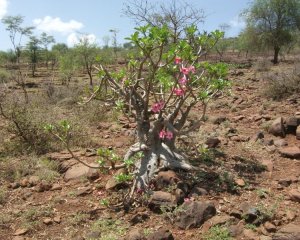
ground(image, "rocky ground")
xmin=0 ymin=60 xmax=300 ymax=240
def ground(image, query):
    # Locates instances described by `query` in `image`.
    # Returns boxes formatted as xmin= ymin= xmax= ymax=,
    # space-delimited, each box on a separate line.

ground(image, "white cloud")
xmin=67 ymin=33 xmax=97 ymax=47
xmin=33 ymin=16 xmax=83 ymax=34
xmin=229 ymin=15 xmax=246 ymax=28
xmin=0 ymin=0 xmax=8 ymax=19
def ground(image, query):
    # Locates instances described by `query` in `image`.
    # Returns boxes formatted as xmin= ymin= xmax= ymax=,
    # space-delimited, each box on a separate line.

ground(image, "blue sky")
xmin=0 ymin=0 xmax=250 ymax=51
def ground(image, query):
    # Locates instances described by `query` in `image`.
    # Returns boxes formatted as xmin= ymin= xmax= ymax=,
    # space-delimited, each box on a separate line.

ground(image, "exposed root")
xmin=133 ymin=142 xmax=196 ymax=189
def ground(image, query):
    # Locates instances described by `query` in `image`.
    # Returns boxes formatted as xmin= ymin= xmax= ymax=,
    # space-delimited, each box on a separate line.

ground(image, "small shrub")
xmin=263 ymin=64 xmax=300 ymax=100
xmin=203 ymin=225 xmax=233 ymax=240
xmin=0 ymin=187 xmax=8 ymax=205
xmin=0 ymin=68 xmax=11 ymax=83
xmin=253 ymin=59 xmax=272 ymax=72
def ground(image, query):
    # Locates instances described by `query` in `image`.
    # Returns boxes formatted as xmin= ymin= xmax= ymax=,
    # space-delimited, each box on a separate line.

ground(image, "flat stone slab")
xmin=279 ymin=146 xmax=300 ymax=159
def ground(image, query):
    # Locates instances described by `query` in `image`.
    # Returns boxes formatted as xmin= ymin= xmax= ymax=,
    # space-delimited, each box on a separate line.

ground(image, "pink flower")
xmin=184 ymin=197 xmax=190 ymax=202
xmin=175 ymin=56 xmax=182 ymax=64
xmin=180 ymin=65 xmax=196 ymax=75
xmin=165 ymin=131 xmax=173 ymax=140
xmin=159 ymin=130 xmax=166 ymax=139
xmin=178 ymin=75 xmax=188 ymax=85
xmin=173 ymin=88 xmax=185 ymax=96
xmin=151 ymin=101 xmax=164 ymax=113
xmin=136 ymin=188 xmax=144 ymax=194
xmin=189 ymin=66 xmax=195 ymax=73
xmin=180 ymin=67 xmax=189 ymax=75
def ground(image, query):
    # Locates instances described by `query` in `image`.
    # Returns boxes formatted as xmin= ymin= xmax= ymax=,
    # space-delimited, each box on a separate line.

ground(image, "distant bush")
xmin=263 ymin=63 xmax=300 ymax=100
xmin=253 ymin=59 xmax=272 ymax=72
xmin=0 ymin=68 xmax=11 ymax=83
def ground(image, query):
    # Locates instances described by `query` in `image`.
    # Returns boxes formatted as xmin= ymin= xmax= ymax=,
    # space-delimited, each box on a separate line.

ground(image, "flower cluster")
xmin=173 ymin=88 xmax=185 ymax=96
xmin=151 ymin=100 xmax=164 ymax=113
xmin=159 ymin=130 xmax=173 ymax=140
xmin=180 ymin=66 xmax=195 ymax=75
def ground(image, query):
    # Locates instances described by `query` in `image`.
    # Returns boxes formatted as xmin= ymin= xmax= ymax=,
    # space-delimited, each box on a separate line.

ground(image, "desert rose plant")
xmin=96 ymin=24 xmax=229 ymax=189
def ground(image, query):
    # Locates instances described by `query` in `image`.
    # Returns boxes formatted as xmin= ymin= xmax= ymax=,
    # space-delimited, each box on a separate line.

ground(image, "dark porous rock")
xmin=175 ymin=201 xmax=216 ymax=229
xmin=251 ymin=131 xmax=264 ymax=142
xmin=205 ymin=137 xmax=221 ymax=148
xmin=285 ymin=117 xmax=299 ymax=134
xmin=148 ymin=191 xmax=176 ymax=213
xmin=130 ymin=213 xmax=149 ymax=225
xmin=147 ymin=228 xmax=174 ymax=240
xmin=36 ymin=180 xmax=52 ymax=192
xmin=279 ymin=146 xmax=300 ymax=159
xmin=237 ymin=202 xmax=262 ymax=224
xmin=269 ymin=117 xmax=285 ymax=137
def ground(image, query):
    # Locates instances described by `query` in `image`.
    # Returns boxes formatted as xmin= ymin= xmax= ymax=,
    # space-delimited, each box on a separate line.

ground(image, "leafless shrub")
xmin=263 ymin=63 xmax=300 ymax=100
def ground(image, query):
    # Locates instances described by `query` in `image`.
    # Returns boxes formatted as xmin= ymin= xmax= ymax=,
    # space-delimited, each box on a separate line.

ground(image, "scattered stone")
xmin=288 ymin=189 xmax=300 ymax=202
xmin=285 ymin=117 xmax=299 ymax=134
xmin=10 ymin=182 xmax=20 ymax=189
xmin=269 ymin=117 xmax=285 ymax=137
xmin=251 ymin=131 xmax=264 ymax=142
xmin=28 ymin=176 xmax=39 ymax=186
xmin=279 ymin=146 xmax=300 ymax=159
xmin=233 ymin=115 xmax=245 ymax=122
xmin=274 ymin=139 xmax=288 ymax=147
xmin=148 ymin=191 xmax=176 ymax=212
xmin=130 ymin=213 xmax=149 ymax=225
xmin=264 ymin=221 xmax=276 ymax=232
xmin=260 ymin=236 xmax=272 ymax=240
xmin=64 ymin=164 xmax=99 ymax=182
xmin=190 ymin=186 xmax=208 ymax=197
xmin=53 ymin=216 xmax=61 ymax=224
xmin=86 ymin=168 xmax=100 ymax=181
xmin=76 ymin=186 xmax=92 ymax=196
xmin=238 ymin=202 xmax=261 ymax=224
xmin=147 ymin=228 xmax=174 ymax=240
xmin=12 ymin=237 xmax=25 ymax=240
xmin=235 ymin=178 xmax=246 ymax=187
xmin=125 ymin=228 xmax=146 ymax=240
xmin=85 ymin=231 xmax=101 ymax=239
xmin=155 ymin=170 xmax=179 ymax=190
xmin=85 ymin=148 xmax=97 ymax=157
xmin=105 ymin=168 xmax=129 ymax=190
xmin=243 ymin=228 xmax=259 ymax=240
xmin=36 ymin=180 xmax=52 ymax=192
xmin=264 ymin=139 xmax=274 ymax=146
xmin=205 ymin=137 xmax=221 ymax=148
xmin=13 ymin=228 xmax=28 ymax=236
xmin=228 ymin=223 xmax=244 ymax=237
xmin=212 ymin=116 xmax=228 ymax=125
xmin=175 ymin=201 xmax=216 ymax=229
xmin=273 ymin=223 xmax=300 ymax=240
xmin=296 ymin=126 xmax=300 ymax=140
xmin=278 ymin=177 xmax=298 ymax=187
xmin=19 ymin=178 xmax=29 ymax=188
xmin=51 ymin=183 xmax=62 ymax=191
xmin=286 ymin=210 xmax=296 ymax=221
xmin=43 ymin=218 xmax=53 ymax=225
xmin=230 ymin=135 xmax=250 ymax=142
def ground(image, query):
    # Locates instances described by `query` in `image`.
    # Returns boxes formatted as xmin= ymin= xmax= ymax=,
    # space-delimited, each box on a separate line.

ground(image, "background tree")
xmin=26 ymin=36 xmax=41 ymax=77
xmin=123 ymin=0 xmax=205 ymax=43
xmin=50 ymin=43 xmax=68 ymax=70
xmin=1 ymin=15 xmax=34 ymax=103
xmin=74 ymin=38 xmax=99 ymax=86
xmin=242 ymin=0 xmax=300 ymax=64
xmin=40 ymin=32 xmax=55 ymax=68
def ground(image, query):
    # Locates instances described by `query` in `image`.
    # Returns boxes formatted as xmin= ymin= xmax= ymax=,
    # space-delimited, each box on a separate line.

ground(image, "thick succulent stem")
xmin=129 ymin=142 xmax=195 ymax=189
